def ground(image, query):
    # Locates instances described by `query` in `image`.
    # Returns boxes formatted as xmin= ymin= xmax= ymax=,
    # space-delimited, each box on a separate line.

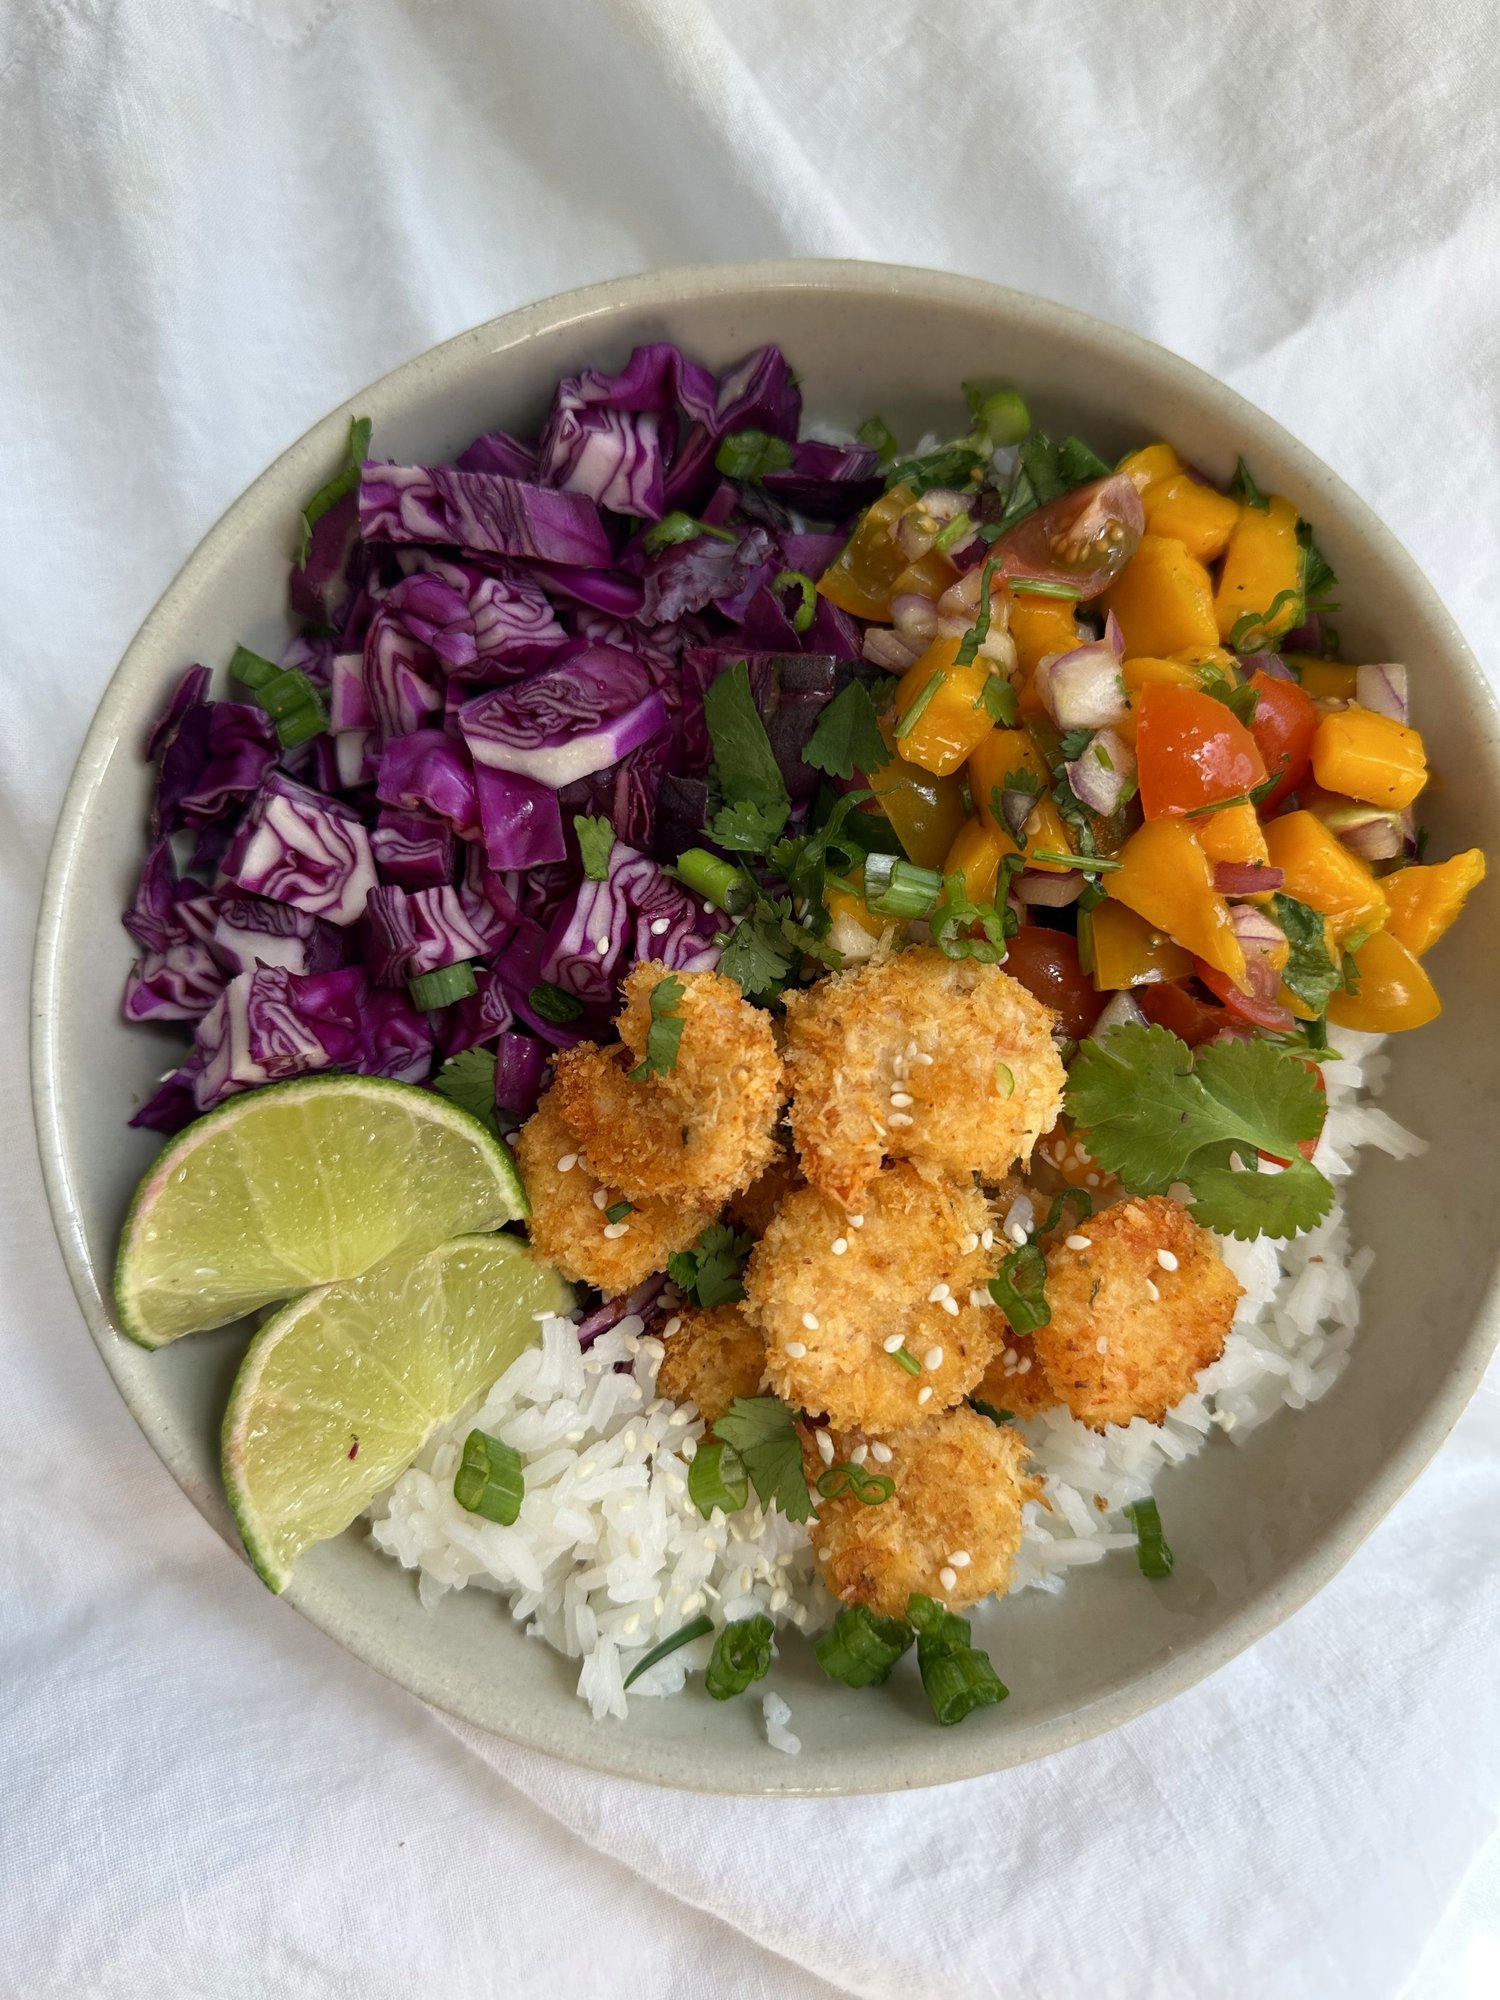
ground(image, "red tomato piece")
xmin=1247 ymin=670 xmax=1318 ymax=814
xmin=1136 ymin=683 xmax=1269 ymax=818
xmin=992 ymin=474 xmax=1145 ymax=601
xmin=1195 ymin=961 xmax=1296 ymax=1033
xmin=1003 ymin=925 xmax=1105 ymax=1038
xmin=1137 ymin=979 xmax=1226 ymax=1047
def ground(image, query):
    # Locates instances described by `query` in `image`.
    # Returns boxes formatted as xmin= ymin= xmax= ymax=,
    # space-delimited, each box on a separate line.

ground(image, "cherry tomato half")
xmin=1004 ymin=925 xmax=1105 ymax=1038
xmin=1196 ymin=961 xmax=1296 ymax=1033
xmin=1246 ymin=669 xmax=1318 ymax=814
xmin=1137 ymin=978 xmax=1226 ymax=1047
xmin=992 ymin=474 xmax=1145 ymax=601
xmin=1136 ymin=682 xmax=1268 ymax=817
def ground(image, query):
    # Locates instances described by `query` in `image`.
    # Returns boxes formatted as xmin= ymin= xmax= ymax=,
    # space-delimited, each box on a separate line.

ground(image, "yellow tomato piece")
xmin=942 ymin=817 xmax=1008 ymax=906
xmin=1089 ymin=900 xmax=1193 ymax=991
xmin=1141 ymin=474 xmax=1240 ymax=564
xmin=1383 ymin=850 xmax=1487 ymax=956
xmin=1213 ymin=494 xmax=1303 ymax=645
xmin=892 ymin=635 xmax=998 ymax=777
xmin=1311 ymin=704 xmax=1428 ymax=810
xmin=889 ymin=548 xmax=961 ymax=603
xmin=1170 ymin=646 xmax=1238 ymax=676
xmin=825 ymin=884 xmax=891 ymax=942
xmin=816 ymin=484 xmax=917 ymax=621
xmin=1262 ymin=810 xmax=1389 ymax=942
xmin=1327 ymin=931 xmax=1441 ymax=1033
xmin=1102 ymin=535 xmax=1219 ymax=657
xmin=1118 ymin=443 xmax=1182 ymax=493
xmin=1288 ymin=656 xmax=1358 ymax=701
xmin=1006 ymin=593 xmax=1081 ymax=675
xmin=968 ymin=728 xmax=1075 ymax=874
xmin=1105 ymin=818 xmax=1247 ymax=987
xmin=868 ymin=741 xmax=969 ymax=872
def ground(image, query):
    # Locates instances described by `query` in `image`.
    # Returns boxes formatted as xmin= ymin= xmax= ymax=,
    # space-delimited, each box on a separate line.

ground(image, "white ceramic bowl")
xmin=30 ymin=261 xmax=1500 ymax=1794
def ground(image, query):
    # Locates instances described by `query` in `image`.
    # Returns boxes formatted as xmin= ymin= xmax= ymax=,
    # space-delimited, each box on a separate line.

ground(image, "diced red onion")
xmin=1037 ymin=644 xmax=1129 ymax=730
xmin=1237 ymin=649 xmax=1295 ymax=682
xmin=894 ymin=488 xmax=969 ymax=561
xmin=1014 ymin=870 xmax=1083 ymax=907
xmin=890 ymin=593 xmax=941 ymax=649
xmin=1229 ymin=903 xmax=1290 ymax=1011
xmin=862 ymin=627 xmax=920 ymax=673
xmin=1323 ymin=804 xmax=1404 ymax=861
xmin=937 ymin=569 xmax=984 ymax=622
xmin=998 ymin=788 xmax=1036 ymax=842
xmin=1212 ymin=862 xmax=1285 ymax=895
xmin=1355 ymin=663 xmax=1409 ymax=722
xmin=1090 ymin=990 xmax=1147 ymax=1039
xmin=1065 ymin=726 xmax=1136 ymax=817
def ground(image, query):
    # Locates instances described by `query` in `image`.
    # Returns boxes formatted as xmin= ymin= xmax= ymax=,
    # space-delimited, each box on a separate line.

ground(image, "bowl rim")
xmin=29 ymin=256 xmax=1500 ymax=1795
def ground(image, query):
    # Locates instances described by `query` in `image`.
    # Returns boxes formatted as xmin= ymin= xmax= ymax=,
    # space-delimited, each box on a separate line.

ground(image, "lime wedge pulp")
xmin=114 ymin=1075 xmax=527 ymax=1349
xmin=222 ymin=1233 xmax=571 ymax=1590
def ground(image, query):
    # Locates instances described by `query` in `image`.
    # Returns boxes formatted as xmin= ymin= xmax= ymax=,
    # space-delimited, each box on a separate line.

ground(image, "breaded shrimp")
xmin=655 ymin=1305 xmax=765 ymax=1425
xmin=747 ymin=1163 xmax=1005 ymax=1434
xmin=550 ymin=963 xmax=784 ymax=1209
xmin=727 ymin=1145 xmax=804 ymax=1238
xmin=975 ymin=1333 xmax=1059 ymax=1420
xmin=781 ymin=947 xmax=1066 ymax=1205
xmin=1034 ymin=1195 xmax=1241 ymax=1429
xmin=515 ymin=1092 xmax=715 ymax=1296
xmin=808 ymin=1406 xmax=1038 ymax=1617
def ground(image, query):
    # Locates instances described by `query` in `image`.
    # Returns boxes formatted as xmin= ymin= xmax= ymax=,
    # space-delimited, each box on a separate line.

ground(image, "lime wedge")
xmin=115 ymin=1076 xmax=527 ymax=1349
xmin=222 ymin=1233 xmax=571 ymax=1590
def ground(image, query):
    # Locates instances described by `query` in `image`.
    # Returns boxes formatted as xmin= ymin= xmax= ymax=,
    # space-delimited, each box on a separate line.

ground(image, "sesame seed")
xmin=1157 ymin=1248 xmax=1179 ymax=1271
xmin=981 ymin=1229 xmax=994 ymax=1249
xmin=650 ymin=917 xmax=670 ymax=936
xmin=923 ymin=1345 xmax=944 ymax=1370
xmin=890 ymin=1091 xmax=914 ymax=1108
xmin=928 ymin=1283 xmax=951 ymax=1303
xmin=870 ymin=1440 xmax=893 ymax=1463
xmin=913 ymin=1050 xmax=935 ymax=1066
xmin=604 ymin=1221 xmax=631 ymax=1239
xmin=888 ymin=1112 xmax=914 ymax=1128
xmin=663 ymin=1316 xmax=682 ymax=1338
xmin=654 ymin=1596 xmax=665 ymax=1616
xmin=1003 ymin=1347 xmax=1017 ymax=1363
xmin=905 ymin=1039 xmax=918 ymax=1058
xmin=942 ymin=1297 xmax=959 ymax=1317
xmin=1145 ymin=1279 xmax=1160 ymax=1302
xmin=1007 ymin=1221 xmax=1029 ymax=1245
xmin=1096 ymin=1334 xmax=1110 ymax=1354
xmin=591 ymin=1189 xmax=609 ymax=1210
xmin=917 ymin=1385 xmax=933 ymax=1405
xmin=938 ymin=1566 xmax=957 ymax=1591
xmin=832 ymin=1237 xmax=848 ymax=1255
xmin=802 ymin=1312 xmax=819 ymax=1331
xmin=784 ymin=1340 xmax=807 ymax=1358
xmin=769 ymin=1587 xmax=789 ymax=1612
xmin=961 ymin=1233 xmax=979 ymax=1254
xmin=849 ymin=1214 xmax=865 ymax=1229
xmin=737 ymin=1566 xmax=754 ymax=1594
xmin=556 ymin=1152 xmax=577 ymax=1173
xmin=1086 ymin=1172 xmax=1101 ymax=1187
xmin=882 ymin=1333 xmax=906 ymax=1353
xmin=622 ymin=1614 xmax=640 ymax=1636
xmin=1017 ymin=1357 xmax=1032 ymax=1374
xmin=1214 ymin=1408 xmax=1238 ymax=1432
xmin=850 ymin=1443 xmax=869 ymax=1465
xmin=969 ymin=1289 xmax=989 ymax=1308
xmin=948 ymin=1550 xmax=971 ymax=1568
xmin=1065 ymin=1233 xmax=1092 ymax=1251
xmin=595 ymin=936 xmax=610 ymax=955
xmin=816 ymin=1430 xmax=835 ymax=1466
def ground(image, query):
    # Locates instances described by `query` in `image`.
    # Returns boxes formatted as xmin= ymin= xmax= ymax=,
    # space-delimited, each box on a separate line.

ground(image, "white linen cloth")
xmin=3 ymin=2 xmax=1498 ymax=1993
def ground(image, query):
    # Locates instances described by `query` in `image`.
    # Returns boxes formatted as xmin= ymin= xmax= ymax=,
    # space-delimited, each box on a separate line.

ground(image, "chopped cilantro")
xmin=668 ymin=1221 xmax=755 ymax=1308
xmin=976 ymin=674 xmax=1019 ymax=725
xmin=573 ymin=813 xmax=615 ymax=880
xmin=703 ymin=662 xmax=792 ymax=813
xmin=716 ymin=903 xmax=800 ymax=1002
xmin=643 ymin=510 xmax=737 ymax=554
xmin=857 ymin=415 xmax=899 ymax=464
xmin=1056 ymin=435 xmax=1111 ymax=485
xmin=1299 ymin=524 xmax=1340 ymax=612
xmin=1065 ymin=1022 xmax=1333 ymax=1239
xmin=1199 ymin=668 xmax=1260 ymax=727
xmin=1273 ymin=894 xmax=1341 ymax=1014
xmin=627 ymin=974 xmax=686 ymax=1081
xmin=968 ymin=1398 xmax=1014 ymax=1426
xmin=1229 ymin=457 xmax=1269 ymax=511
xmin=711 ymin=1396 xmax=813 ymax=1523
xmin=803 ymin=681 xmax=890 ymax=783
xmin=1019 ymin=432 xmax=1069 ymax=504
xmin=955 ymin=554 xmax=1003 ymax=667
xmin=1228 ymin=589 xmax=1303 ymax=654
xmin=430 ymin=1047 xmax=499 ymax=1138
xmin=715 ymin=429 xmax=794 ymax=479
xmin=707 ymin=797 xmax=791 ymax=854
xmin=884 ymin=440 xmax=987 ymax=495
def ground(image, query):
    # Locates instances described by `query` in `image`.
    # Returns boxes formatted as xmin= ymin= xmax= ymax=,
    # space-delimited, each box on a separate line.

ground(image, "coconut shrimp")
xmin=781 ymin=948 xmax=1066 ymax=1206
xmin=514 ymin=1093 xmax=716 ymax=1297
xmin=746 ymin=1162 xmax=1005 ymax=1434
xmin=1034 ymin=1195 xmax=1241 ymax=1429
xmin=975 ymin=1332 xmax=1059 ymax=1421
xmin=655 ymin=1304 xmax=766 ymax=1426
xmin=550 ymin=963 xmax=784 ymax=1210
xmin=808 ymin=1405 xmax=1038 ymax=1618
xmin=727 ymin=1145 xmax=804 ymax=1238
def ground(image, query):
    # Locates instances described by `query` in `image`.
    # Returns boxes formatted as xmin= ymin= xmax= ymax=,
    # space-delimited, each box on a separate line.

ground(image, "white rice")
xmin=368 ymin=1024 xmax=1417 ymax=1734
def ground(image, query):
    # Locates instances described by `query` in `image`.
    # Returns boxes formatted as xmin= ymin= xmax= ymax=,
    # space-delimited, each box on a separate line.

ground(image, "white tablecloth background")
xmin=4 ymin=3 xmax=1498 ymax=1994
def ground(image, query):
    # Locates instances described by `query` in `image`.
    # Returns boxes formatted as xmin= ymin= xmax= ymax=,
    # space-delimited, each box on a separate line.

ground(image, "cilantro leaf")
xmin=707 ymin=797 xmax=791 ymax=854
xmin=1273 ymin=894 xmax=1341 ymax=1013
xmin=857 ymin=415 xmax=898 ymax=465
xmin=1056 ymin=435 xmax=1111 ymax=485
xmin=1187 ymin=1159 xmax=1335 ymax=1241
xmin=668 ymin=1221 xmax=755 ymax=1307
xmin=803 ymin=682 xmax=890 ymax=783
xmin=976 ymin=674 xmax=1019 ymax=725
xmin=715 ymin=430 xmax=794 ymax=479
xmin=1298 ymin=523 xmax=1339 ymax=611
xmin=712 ymin=1396 xmax=813 ymax=1523
xmin=573 ymin=813 xmax=615 ymax=880
xmin=884 ymin=440 xmax=987 ymax=495
xmin=627 ymin=974 xmax=686 ymax=1081
xmin=703 ymin=663 xmax=791 ymax=813
xmin=716 ymin=905 xmax=798 ymax=1002
xmin=1019 ymin=433 xmax=1069 ymax=504
xmin=1229 ymin=457 xmax=1269 ymax=511
xmin=1199 ymin=668 xmax=1260 ymax=727
xmin=1065 ymin=1022 xmax=1332 ymax=1237
xmin=430 ymin=1047 xmax=499 ymax=1138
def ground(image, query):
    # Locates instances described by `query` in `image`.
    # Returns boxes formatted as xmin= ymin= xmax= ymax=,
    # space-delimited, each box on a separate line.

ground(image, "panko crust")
xmin=727 ymin=1146 xmax=804 ymax=1238
xmin=809 ymin=1407 xmax=1039 ymax=1617
xmin=515 ymin=1093 xmax=714 ymax=1296
xmin=654 ymin=1304 xmax=766 ymax=1425
xmin=550 ymin=963 xmax=784 ymax=1209
xmin=975 ymin=1332 xmax=1060 ymax=1420
xmin=1035 ymin=1195 xmax=1242 ymax=1430
xmin=746 ymin=1163 xmax=1006 ymax=1433
xmin=782 ymin=948 xmax=1066 ymax=1205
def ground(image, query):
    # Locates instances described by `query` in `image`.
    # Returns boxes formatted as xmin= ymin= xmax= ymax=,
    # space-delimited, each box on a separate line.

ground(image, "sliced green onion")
xmin=643 ymin=510 xmax=737 ymax=554
xmin=604 ymin=1199 xmax=634 ymax=1225
xmin=453 ymin=1429 xmax=524 ymax=1525
xmin=968 ymin=1398 xmax=1013 ymax=1426
xmin=894 ymin=668 xmax=947 ymax=741
xmin=815 ymin=1463 xmax=896 ymax=1505
xmin=891 ymin=1344 xmax=922 ymax=1376
xmin=857 ymin=414 xmax=899 ymax=464
xmin=230 ymin=644 xmax=330 ymax=747
xmin=273 ymin=695 xmax=332 ymax=749
xmin=298 ymin=414 xmax=372 ymax=563
xmin=674 ymin=847 xmax=751 ymax=913
xmin=528 ymin=980 xmax=585 ymax=1024
xmin=714 ymin=430 xmax=794 ymax=479
xmin=933 ymin=510 xmax=974 ymax=554
xmin=994 ymin=1061 xmax=1016 ymax=1098
xmin=622 ymin=1614 xmax=714 ymax=1690
xmin=907 ymin=1592 xmax=1008 ymax=1725
xmin=687 ymin=1439 xmax=749 ymax=1520
xmin=229 ymin=644 xmax=279 ymax=692
xmin=1010 ymin=578 xmax=1082 ymax=599
xmin=771 ymin=568 xmax=816 ymax=633
xmin=1040 ymin=1187 xmax=1093 ymax=1236
xmin=704 ymin=1614 xmax=775 ymax=1700
xmin=963 ymin=382 xmax=1031 ymax=447
xmin=814 ymin=1604 xmax=915 ymax=1688
xmin=1125 ymin=1498 xmax=1175 ymax=1578
xmin=409 ymin=961 xmax=478 ymax=1011
xmin=864 ymin=855 xmax=943 ymax=919
xmin=1030 ymin=849 xmax=1123 ymax=872
xmin=988 ymin=1241 xmax=1051 ymax=1335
